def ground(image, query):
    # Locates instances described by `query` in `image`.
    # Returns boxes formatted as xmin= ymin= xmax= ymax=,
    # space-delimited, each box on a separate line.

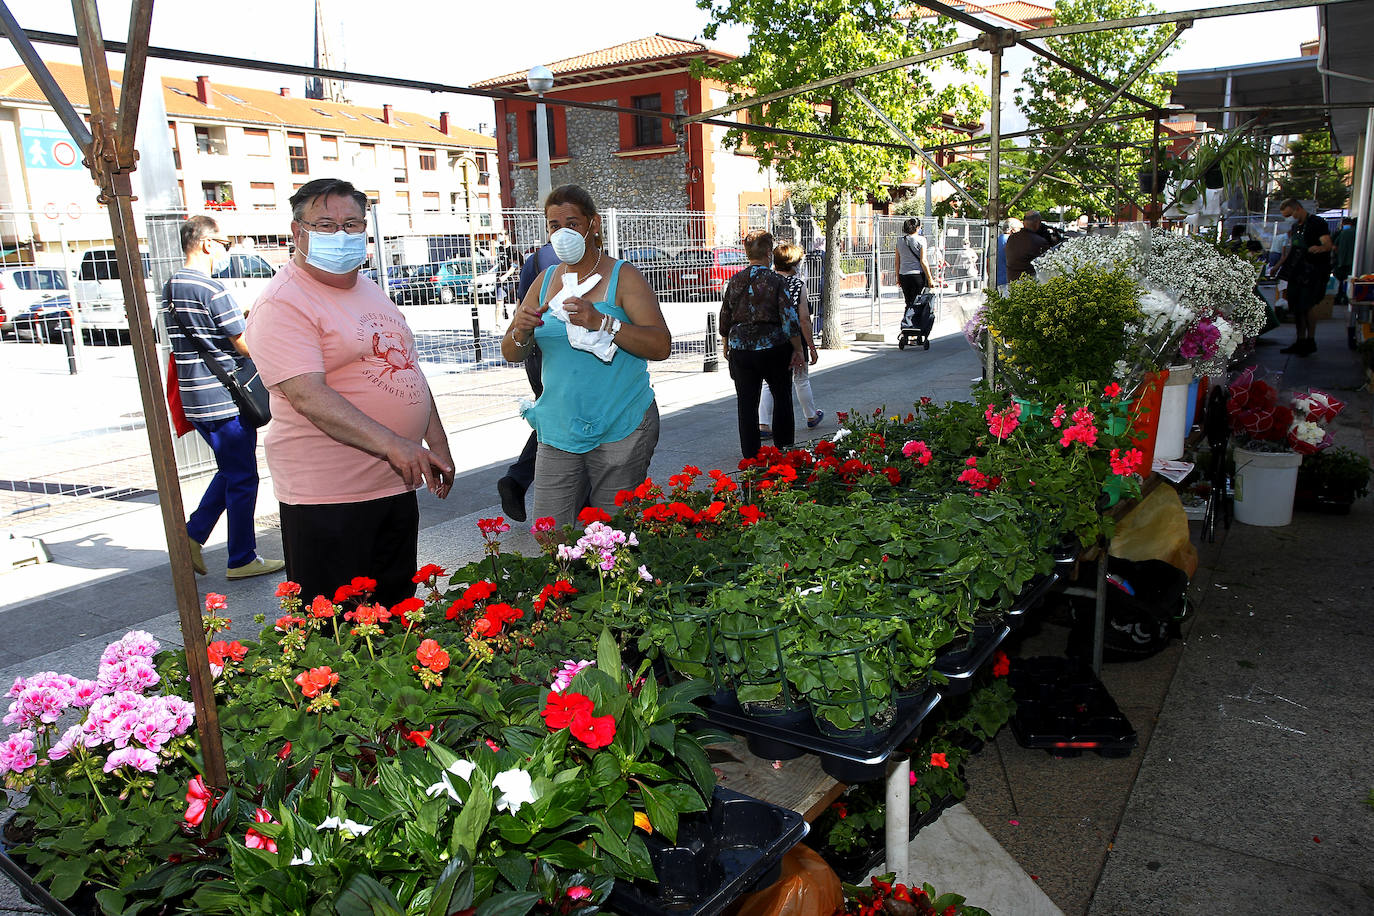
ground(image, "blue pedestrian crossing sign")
xmin=21 ymin=127 xmax=83 ymax=171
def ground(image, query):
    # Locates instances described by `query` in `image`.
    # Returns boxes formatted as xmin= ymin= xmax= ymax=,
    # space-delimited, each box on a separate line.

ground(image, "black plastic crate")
xmin=608 ymin=786 xmax=808 ymax=916
xmin=1008 ymin=656 xmax=1137 ymax=757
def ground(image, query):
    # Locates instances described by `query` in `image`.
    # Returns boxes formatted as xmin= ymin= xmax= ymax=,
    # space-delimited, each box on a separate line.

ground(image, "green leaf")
xmin=335 ymin=874 xmax=404 ymax=916
xmin=634 ymin=780 xmax=679 ymax=844
xmin=673 ymin=734 xmax=717 ymax=799
xmin=424 ymin=855 xmax=472 ymax=916
xmin=596 ymin=627 xmax=623 ymax=683
xmin=475 ymin=891 xmax=541 ymax=916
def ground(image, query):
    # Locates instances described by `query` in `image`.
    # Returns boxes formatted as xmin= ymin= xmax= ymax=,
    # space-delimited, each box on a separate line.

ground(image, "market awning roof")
xmin=1168 ymin=56 xmax=1327 ymax=137
xmin=1319 ymin=0 xmax=1374 ymax=154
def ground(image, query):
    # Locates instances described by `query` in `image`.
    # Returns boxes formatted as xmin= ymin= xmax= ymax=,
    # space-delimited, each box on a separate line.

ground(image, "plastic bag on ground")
xmin=726 ymin=844 xmax=844 ymax=916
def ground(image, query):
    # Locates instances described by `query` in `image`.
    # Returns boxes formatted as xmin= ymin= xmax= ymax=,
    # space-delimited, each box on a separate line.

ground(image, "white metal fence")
xmin=2 ymin=204 xmax=987 ymax=527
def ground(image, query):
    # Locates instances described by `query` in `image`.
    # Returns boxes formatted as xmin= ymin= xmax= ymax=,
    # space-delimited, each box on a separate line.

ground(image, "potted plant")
xmin=1296 ymin=446 xmax=1371 ymax=513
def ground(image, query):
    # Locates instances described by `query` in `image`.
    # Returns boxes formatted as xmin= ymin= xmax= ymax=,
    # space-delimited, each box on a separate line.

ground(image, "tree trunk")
xmin=820 ymin=194 xmax=845 ymax=349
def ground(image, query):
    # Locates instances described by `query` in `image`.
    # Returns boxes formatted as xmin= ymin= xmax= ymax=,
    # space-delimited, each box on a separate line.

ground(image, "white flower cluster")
xmin=1289 ymin=420 xmax=1325 ymax=447
xmin=1034 ymin=231 xmax=1148 ymax=279
xmin=1138 ymin=287 xmax=1196 ymax=337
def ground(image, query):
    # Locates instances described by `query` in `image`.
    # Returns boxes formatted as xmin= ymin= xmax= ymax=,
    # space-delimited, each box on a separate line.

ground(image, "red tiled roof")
xmin=472 ymin=34 xmax=733 ymax=89
xmin=0 ymin=62 xmax=494 ymax=149
xmin=901 ymin=1 xmax=1055 ymax=28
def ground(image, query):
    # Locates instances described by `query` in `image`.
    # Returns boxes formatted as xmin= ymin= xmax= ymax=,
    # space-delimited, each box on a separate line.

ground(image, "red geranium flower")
xmin=992 ymin=650 xmax=1011 ymax=678
xmin=531 ymin=516 xmax=556 ymax=534
xmin=930 ymin=752 xmax=949 ymax=769
xmin=204 ymin=593 xmax=228 ymax=612
xmin=738 ymin=504 xmax=765 ymax=526
xmin=275 ymin=581 xmax=301 ymax=598
xmin=309 ymin=595 xmax=337 ymax=618
xmin=294 ymin=666 xmax=339 ymax=699
xmin=477 ymin=517 xmax=511 ymax=536
xmin=464 ymin=581 xmax=497 ymax=602
xmin=577 ymin=506 xmax=613 ymax=526
xmin=416 ymin=639 xmax=451 ymax=673
xmin=412 ymin=563 xmax=445 ymax=584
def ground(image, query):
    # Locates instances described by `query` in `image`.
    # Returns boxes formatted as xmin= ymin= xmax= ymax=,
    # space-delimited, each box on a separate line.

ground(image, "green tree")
xmin=697 ymin=0 xmax=985 ymax=347
xmin=1273 ymin=131 xmax=1350 ymax=210
xmin=932 ymin=145 xmax=1072 ymax=220
xmin=1014 ymin=0 xmax=1176 ymax=220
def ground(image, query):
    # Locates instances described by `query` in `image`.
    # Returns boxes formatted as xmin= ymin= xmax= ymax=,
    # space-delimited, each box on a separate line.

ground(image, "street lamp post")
xmin=527 ymin=65 xmax=554 ymax=207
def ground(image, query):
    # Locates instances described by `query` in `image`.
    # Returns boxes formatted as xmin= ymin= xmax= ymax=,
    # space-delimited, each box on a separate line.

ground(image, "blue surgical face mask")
xmin=305 ymin=230 xmax=368 ymax=274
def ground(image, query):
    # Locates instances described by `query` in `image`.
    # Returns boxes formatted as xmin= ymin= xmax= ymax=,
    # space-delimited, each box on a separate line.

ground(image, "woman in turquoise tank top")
xmin=500 ymin=185 xmax=672 ymax=529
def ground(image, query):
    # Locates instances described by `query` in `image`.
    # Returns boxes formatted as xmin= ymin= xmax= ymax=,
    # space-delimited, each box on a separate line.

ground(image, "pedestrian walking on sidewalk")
xmin=163 ymin=215 xmax=284 ymax=581
xmin=722 ymin=229 xmax=804 ymax=459
xmin=246 ymin=178 xmax=454 ymax=608
xmin=760 ymin=242 xmax=822 ymax=437
xmin=1276 ymin=198 xmax=1334 ymax=357
xmin=501 ymin=184 xmax=670 ymax=530
xmin=495 ymin=240 xmax=558 ymax=522
xmin=895 ymin=218 xmax=934 ymax=348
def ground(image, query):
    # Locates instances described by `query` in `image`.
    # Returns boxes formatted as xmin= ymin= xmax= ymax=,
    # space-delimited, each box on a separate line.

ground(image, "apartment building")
xmin=0 ymin=62 xmax=499 ymax=265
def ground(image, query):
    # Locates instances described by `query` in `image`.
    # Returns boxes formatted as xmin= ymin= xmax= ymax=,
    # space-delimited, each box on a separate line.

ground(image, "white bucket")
xmin=1233 ymin=447 xmax=1302 ymax=527
xmin=1154 ymin=365 xmax=1194 ymax=462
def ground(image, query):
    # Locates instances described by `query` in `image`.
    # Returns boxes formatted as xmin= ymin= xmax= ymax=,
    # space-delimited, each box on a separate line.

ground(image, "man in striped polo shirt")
xmin=164 ymin=215 xmax=284 ymax=579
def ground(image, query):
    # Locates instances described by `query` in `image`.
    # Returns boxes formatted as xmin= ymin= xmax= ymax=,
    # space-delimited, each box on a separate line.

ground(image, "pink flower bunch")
xmin=4 ymin=673 xmax=100 ymax=730
xmin=957 ymin=456 xmax=1001 ymax=491
xmin=559 ymin=521 xmax=639 ymax=572
xmin=1050 ymin=403 xmax=1068 ymax=428
xmin=550 ymin=659 xmax=594 ymax=693
xmin=1059 ymin=407 xmax=1098 ymax=448
xmin=0 ymin=729 xmax=38 ymax=777
xmin=901 ymin=439 xmax=933 ymax=466
xmin=97 ymin=630 xmax=163 ymax=694
xmin=1109 ymin=448 xmax=1145 ymax=476
xmin=1179 ymin=320 xmax=1221 ymax=360
xmin=76 ymin=691 xmax=195 ymax=759
xmin=984 ymin=402 xmax=1022 ymax=440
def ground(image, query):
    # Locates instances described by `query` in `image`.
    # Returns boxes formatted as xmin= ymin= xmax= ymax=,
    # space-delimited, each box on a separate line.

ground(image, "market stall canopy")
xmin=1168 ymin=56 xmax=1326 ymax=137
xmin=1319 ymin=0 xmax=1374 ymax=154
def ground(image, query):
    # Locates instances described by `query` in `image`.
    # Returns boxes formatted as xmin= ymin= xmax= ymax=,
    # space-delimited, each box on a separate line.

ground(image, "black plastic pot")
xmin=741 ymin=703 xmax=810 ymax=761
xmin=608 ymin=786 xmax=807 ymax=916
xmin=1137 ymin=168 xmax=1171 ymax=194
xmin=1008 ymin=656 xmax=1137 ymax=757
xmin=1203 ymin=166 xmax=1225 ymax=189
xmin=817 ymin=728 xmax=891 ymax=783
xmin=0 ymin=817 xmax=81 ymax=916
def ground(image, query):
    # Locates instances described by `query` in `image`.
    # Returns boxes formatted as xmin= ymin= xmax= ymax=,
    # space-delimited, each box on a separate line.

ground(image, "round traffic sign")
xmin=52 ymin=140 xmax=78 ymax=168
xmin=67 ymin=202 xmax=82 ymax=220
xmin=43 ymin=201 xmax=59 ymax=220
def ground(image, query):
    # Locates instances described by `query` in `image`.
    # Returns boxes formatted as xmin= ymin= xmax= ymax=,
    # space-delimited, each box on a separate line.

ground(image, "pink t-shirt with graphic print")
xmin=246 ymin=261 xmax=432 ymax=506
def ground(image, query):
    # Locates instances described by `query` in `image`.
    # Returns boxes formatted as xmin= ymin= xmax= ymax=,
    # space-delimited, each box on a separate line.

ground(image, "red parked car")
xmin=663 ymin=247 xmax=748 ymax=301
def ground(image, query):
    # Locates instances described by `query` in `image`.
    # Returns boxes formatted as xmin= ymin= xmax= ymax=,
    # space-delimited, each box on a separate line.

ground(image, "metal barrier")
xmin=2 ymin=205 xmax=990 ymax=529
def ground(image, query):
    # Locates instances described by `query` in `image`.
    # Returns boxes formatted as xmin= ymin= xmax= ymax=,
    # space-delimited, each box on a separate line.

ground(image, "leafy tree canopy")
xmin=1273 ymin=131 xmax=1350 ymax=211
xmin=696 ymin=0 xmax=988 ymax=203
xmin=1014 ymin=0 xmax=1177 ymax=217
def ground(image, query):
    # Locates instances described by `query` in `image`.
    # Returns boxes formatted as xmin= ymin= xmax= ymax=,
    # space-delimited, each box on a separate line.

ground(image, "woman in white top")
xmin=895 ymin=218 xmax=934 ymax=347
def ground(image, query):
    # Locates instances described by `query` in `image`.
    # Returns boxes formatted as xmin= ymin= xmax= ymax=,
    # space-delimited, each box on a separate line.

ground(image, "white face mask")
xmin=550 ymin=226 xmax=590 ymax=264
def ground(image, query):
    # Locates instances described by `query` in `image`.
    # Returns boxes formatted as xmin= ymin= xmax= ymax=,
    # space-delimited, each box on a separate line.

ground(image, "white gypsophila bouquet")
xmin=1033 ymin=228 xmax=1149 ymax=280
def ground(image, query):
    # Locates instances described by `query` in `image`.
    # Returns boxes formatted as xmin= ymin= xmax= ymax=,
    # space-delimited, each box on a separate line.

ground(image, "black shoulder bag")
xmin=165 ymin=305 xmax=271 ymax=428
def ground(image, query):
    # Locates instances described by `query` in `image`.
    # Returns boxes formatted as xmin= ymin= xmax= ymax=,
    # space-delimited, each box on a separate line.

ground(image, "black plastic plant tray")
xmin=933 ymin=624 xmax=1010 ymax=693
xmin=1008 ymin=657 xmax=1137 ymax=757
xmin=828 ymin=791 xmax=961 ymax=884
xmin=608 ymin=786 xmax=808 ymax=916
xmin=1005 ymin=572 xmax=1061 ymax=625
xmin=699 ymin=689 xmax=942 ymax=772
xmin=1 ymin=818 xmax=80 ymax=916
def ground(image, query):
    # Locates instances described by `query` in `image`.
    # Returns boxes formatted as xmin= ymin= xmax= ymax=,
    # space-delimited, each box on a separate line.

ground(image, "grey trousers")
xmin=532 ymin=401 xmax=661 ymax=529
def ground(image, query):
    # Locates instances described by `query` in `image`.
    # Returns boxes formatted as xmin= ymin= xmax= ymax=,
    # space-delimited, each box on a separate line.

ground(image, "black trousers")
xmin=279 ymin=491 xmax=419 ymax=609
xmin=729 ymin=344 xmax=795 ymax=459
xmin=898 ymin=272 xmax=928 ymax=308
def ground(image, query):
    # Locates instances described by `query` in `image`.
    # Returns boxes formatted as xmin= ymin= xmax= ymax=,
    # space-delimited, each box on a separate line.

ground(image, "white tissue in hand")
xmin=552 ymin=272 xmax=619 ymax=363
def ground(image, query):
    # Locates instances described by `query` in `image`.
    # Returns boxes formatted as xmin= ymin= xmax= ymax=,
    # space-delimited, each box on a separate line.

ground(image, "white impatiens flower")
xmin=317 ymin=816 xmax=373 ymax=837
xmin=493 ymin=767 xmax=536 ymax=813
xmin=831 ymin=428 xmax=851 ymax=443
xmin=289 ymin=847 xmax=314 ymax=866
xmin=447 ymin=759 xmax=477 ymax=782
xmin=1113 ymin=360 xmax=1130 ymax=379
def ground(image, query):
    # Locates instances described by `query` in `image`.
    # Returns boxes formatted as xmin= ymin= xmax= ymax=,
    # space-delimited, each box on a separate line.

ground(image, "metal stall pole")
xmin=885 ymin=756 xmax=912 ymax=884
xmin=983 ymin=42 xmax=1005 ymax=383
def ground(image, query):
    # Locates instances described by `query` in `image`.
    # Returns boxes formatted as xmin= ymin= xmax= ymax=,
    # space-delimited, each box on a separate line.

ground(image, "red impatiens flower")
xmin=412 ymin=563 xmax=446 ymax=584
xmin=245 ymin=808 xmax=277 ymax=853
xmin=569 ymin=708 xmax=617 ymax=749
xmin=277 ymin=742 xmax=292 ymax=759
xmin=567 ymin=886 xmax=593 ymax=901
xmin=404 ymin=727 xmax=433 ymax=747
xmin=184 ymin=775 xmax=213 ymax=826
xmin=930 ymin=752 xmax=949 ymax=769
xmin=294 ymin=666 xmax=339 ymax=699
xmin=274 ymin=581 xmax=301 ymax=598
xmin=542 ymin=691 xmax=595 ymax=729
xmin=416 ymin=639 xmax=451 ymax=673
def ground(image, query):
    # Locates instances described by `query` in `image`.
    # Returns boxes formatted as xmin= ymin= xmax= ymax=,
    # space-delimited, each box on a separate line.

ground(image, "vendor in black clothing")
xmin=1276 ymin=198 xmax=1334 ymax=357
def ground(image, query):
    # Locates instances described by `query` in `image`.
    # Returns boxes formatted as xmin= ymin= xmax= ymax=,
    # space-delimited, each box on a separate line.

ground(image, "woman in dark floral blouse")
xmin=719 ymin=229 xmax=804 ymax=459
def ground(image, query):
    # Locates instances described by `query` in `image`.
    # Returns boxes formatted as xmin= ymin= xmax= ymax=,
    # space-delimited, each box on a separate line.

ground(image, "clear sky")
xmin=0 ymin=0 xmax=1323 ymax=132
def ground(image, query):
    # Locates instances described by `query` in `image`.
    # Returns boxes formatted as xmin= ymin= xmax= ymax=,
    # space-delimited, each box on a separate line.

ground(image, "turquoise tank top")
xmin=522 ymin=260 xmax=655 ymax=454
